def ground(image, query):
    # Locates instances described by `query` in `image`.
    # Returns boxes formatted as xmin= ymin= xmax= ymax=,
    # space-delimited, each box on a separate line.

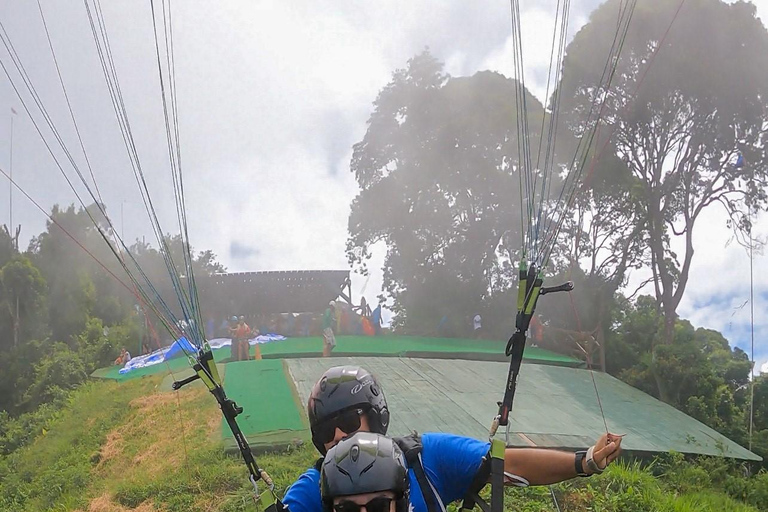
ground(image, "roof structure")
xmin=200 ymin=270 xmax=351 ymax=315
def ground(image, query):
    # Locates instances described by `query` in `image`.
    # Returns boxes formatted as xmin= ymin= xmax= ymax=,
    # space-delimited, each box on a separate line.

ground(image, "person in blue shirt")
xmin=371 ymin=305 xmax=382 ymax=335
xmin=283 ymin=366 xmax=622 ymax=512
xmin=320 ymin=433 xmax=409 ymax=512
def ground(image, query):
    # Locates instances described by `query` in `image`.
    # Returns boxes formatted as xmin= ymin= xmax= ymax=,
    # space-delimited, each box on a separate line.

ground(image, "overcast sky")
xmin=0 ymin=0 xmax=766 ymax=372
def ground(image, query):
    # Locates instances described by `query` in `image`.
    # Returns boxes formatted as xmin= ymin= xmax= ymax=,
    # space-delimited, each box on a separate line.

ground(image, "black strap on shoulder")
xmin=394 ymin=432 xmax=423 ymax=454
xmin=460 ymin=452 xmax=492 ymax=512
xmin=314 ymin=457 xmax=324 ymax=472
xmin=460 ymin=440 xmax=505 ymax=512
xmin=394 ymin=433 xmax=442 ymax=512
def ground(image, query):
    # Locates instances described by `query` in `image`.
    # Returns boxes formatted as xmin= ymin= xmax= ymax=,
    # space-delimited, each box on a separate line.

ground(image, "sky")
xmin=0 ymin=0 xmax=766 ymax=371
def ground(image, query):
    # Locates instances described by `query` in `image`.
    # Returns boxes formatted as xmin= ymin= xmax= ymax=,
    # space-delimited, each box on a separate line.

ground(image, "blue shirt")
xmin=283 ymin=433 xmax=489 ymax=512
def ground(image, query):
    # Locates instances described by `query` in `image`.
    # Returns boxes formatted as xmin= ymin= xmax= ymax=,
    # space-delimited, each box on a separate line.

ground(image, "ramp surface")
xmin=287 ymin=357 xmax=759 ymax=461
xmin=221 ymin=359 xmax=309 ymax=450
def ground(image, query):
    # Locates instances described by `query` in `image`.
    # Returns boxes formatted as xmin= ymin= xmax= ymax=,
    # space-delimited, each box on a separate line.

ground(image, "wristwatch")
xmin=574 ymin=450 xmax=590 ymax=477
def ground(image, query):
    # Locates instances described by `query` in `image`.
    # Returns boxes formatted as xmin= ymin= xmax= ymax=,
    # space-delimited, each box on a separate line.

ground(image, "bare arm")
xmin=503 ymin=448 xmax=579 ymax=485
xmin=504 ymin=433 xmax=623 ymax=486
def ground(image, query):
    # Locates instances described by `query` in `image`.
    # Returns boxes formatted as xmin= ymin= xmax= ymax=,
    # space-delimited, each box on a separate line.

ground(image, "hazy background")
xmin=0 ymin=0 xmax=765 ymax=367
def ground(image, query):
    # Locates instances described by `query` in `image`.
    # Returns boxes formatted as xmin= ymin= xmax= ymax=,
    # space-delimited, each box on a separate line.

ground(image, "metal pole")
xmin=749 ymin=227 xmax=755 ymax=451
xmin=13 ymin=294 xmax=19 ymax=347
xmin=9 ymin=113 xmax=13 ymax=244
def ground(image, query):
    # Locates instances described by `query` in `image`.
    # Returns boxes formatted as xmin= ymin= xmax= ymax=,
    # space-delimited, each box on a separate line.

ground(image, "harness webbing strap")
xmin=394 ymin=434 xmax=443 ymax=512
xmin=411 ymin=455 xmax=442 ymax=512
xmin=460 ymin=439 xmax=506 ymax=512
xmin=489 ymin=440 xmax=505 ymax=512
xmin=198 ymin=348 xmax=223 ymax=387
xmin=259 ymin=488 xmax=284 ymax=512
xmin=460 ymin=454 xmax=491 ymax=512
xmin=496 ymin=264 xmax=543 ymax=430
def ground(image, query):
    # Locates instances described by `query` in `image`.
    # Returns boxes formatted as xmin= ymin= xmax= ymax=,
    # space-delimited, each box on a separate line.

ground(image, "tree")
xmin=21 ymin=342 xmax=87 ymax=411
xmin=0 ymin=226 xmax=16 ymax=268
xmin=0 ymin=257 xmax=47 ymax=349
xmin=559 ymin=0 xmax=768 ymax=359
xmin=608 ymin=295 xmax=751 ymax=440
xmin=559 ymin=0 xmax=768 ymax=401
xmin=29 ymin=204 xmax=120 ymax=343
xmin=347 ymin=50 xmax=563 ymax=335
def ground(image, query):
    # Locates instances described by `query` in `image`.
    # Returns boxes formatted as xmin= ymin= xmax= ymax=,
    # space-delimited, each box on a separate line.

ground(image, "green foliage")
xmin=560 ymin=0 xmax=768 ymax=350
xmin=0 ymin=200 xmax=226 ymax=419
xmin=347 ymin=50 xmax=568 ymax=338
xmin=0 ymin=400 xmax=63 ymax=456
xmin=21 ymin=342 xmax=88 ymax=411
xmin=5 ymin=375 xmax=768 ymax=512
xmin=0 ymin=256 xmax=47 ymax=350
xmin=0 ymin=225 xmax=16 ymax=267
xmin=0 ymin=338 xmax=47 ymax=413
xmin=600 ymin=295 xmax=754 ymax=456
xmin=0 ymin=379 xmax=155 ymax=511
xmin=75 ymin=316 xmax=140 ymax=373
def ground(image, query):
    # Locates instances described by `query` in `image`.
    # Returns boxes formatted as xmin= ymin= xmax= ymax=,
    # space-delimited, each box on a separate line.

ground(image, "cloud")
xmin=229 ymin=241 xmax=260 ymax=260
xmin=625 ymin=205 xmax=768 ymax=373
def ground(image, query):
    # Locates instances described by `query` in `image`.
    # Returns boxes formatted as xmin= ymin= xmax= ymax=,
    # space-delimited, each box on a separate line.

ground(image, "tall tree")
xmin=0 ymin=257 xmax=46 ymax=350
xmin=29 ymin=204 xmax=113 ymax=343
xmin=0 ymin=226 xmax=16 ymax=268
xmin=559 ymin=0 xmax=768 ymax=390
xmin=536 ymin=151 xmax=648 ymax=367
xmin=347 ymin=51 xmax=559 ymax=334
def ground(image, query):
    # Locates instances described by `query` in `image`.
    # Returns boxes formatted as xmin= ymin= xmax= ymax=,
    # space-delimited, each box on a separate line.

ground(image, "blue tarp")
xmin=117 ymin=334 xmax=288 ymax=374
xmin=119 ymin=336 xmax=196 ymax=374
xmin=163 ymin=336 xmax=198 ymax=360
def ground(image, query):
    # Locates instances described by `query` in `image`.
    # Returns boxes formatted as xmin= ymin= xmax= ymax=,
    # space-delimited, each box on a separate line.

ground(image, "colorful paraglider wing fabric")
xmin=362 ymin=317 xmax=375 ymax=336
xmin=207 ymin=334 xmax=288 ymax=348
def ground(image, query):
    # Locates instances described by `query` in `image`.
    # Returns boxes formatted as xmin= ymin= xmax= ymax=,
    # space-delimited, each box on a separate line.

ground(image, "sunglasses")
xmin=313 ymin=408 xmax=366 ymax=444
xmin=333 ymin=497 xmax=394 ymax=512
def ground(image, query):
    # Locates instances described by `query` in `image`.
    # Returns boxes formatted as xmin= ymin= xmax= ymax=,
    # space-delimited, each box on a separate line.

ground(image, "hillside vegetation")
xmin=2 ymin=375 xmax=768 ymax=512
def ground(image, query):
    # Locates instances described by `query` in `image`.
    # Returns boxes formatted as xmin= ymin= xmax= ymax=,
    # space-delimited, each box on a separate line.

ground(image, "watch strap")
xmin=574 ymin=450 xmax=590 ymax=477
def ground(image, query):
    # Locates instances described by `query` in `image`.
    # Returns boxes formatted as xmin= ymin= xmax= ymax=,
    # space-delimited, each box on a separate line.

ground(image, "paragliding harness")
xmin=173 ymin=348 xmax=288 ymax=512
xmin=394 ymin=433 xmax=448 ymax=512
xmin=395 ymin=434 xmax=510 ymax=512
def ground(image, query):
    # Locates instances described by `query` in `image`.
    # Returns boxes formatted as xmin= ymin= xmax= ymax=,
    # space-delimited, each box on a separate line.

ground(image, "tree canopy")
xmin=348 ymin=50 xmax=569 ymax=335
xmin=560 ymin=0 xmax=768 ymax=347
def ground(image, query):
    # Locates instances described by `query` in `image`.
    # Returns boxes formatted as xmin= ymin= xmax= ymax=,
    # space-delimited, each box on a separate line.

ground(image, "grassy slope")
xmin=0 ymin=376 xmax=760 ymax=512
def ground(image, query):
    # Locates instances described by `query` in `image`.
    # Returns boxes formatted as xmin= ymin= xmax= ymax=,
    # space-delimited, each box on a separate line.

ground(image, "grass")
xmin=1 ymin=377 xmax=767 ymax=511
